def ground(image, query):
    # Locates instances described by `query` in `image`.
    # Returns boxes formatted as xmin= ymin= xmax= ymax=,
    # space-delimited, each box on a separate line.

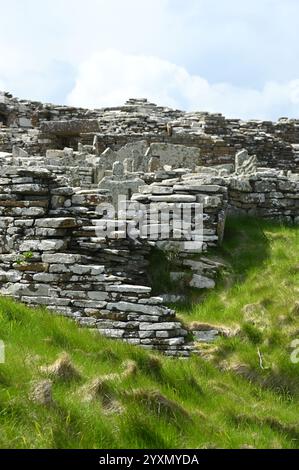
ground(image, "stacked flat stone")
xmin=0 ymin=147 xmax=96 ymax=188
xmin=0 ymin=166 xmax=190 ymax=356
xmin=136 ymin=173 xmax=227 ymax=240
xmin=228 ymin=169 xmax=299 ymax=223
xmin=1 ymin=92 xmax=299 ymax=173
xmin=130 ymin=172 xmax=228 ymax=289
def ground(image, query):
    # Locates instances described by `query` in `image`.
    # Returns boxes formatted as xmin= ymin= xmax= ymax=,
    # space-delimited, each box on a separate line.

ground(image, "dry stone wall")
xmin=0 ymin=148 xmax=95 ymax=188
xmin=0 ymin=166 xmax=194 ymax=356
xmin=0 ymin=160 xmax=232 ymax=355
xmin=1 ymin=92 xmax=299 ymax=173
xmin=228 ymin=169 xmax=299 ymax=223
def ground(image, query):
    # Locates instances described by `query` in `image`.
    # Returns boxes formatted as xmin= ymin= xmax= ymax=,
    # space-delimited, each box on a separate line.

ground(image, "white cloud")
xmin=67 ymin=50 xmax=299 ymax=120
xmin=0 ymin=79 xmax=6 ymax=92
xmin=1 ymin=1 xmax=299 ymax=118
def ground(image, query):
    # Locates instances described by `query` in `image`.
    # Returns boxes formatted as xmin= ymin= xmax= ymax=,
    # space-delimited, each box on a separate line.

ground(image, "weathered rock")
xmin=189 ymin=274 xmax=215 ymax=289
xmin=35 ymin=218 xmax=77 ymax=229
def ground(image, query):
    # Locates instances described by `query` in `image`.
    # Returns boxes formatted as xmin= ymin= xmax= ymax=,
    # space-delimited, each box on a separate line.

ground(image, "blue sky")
xmin=0 ymin=0 xmax=299 ymax=119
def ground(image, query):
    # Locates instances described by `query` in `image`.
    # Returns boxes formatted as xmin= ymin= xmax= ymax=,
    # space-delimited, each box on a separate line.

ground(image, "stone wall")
xmin=134 ymin=174 xmax=227 ymax=249
xmin=1 ymin=92 xmax=299 ymax=173
xmin=228 ymin=170 xmax=299 ymax=223
xmin=0 ymin=91 xmax=101 ymax=128
xmin=83 ymin=130 xmax=297 ymax=173
xmin=0 ymin=148 xmax=95 ymax=188
xmin=0 ymin=166 xmax=195 ymax=356
xmin=0 ymin=160 xmax=232 ymax=355
xmin=1 ymin=91 xmax=299 ymax=356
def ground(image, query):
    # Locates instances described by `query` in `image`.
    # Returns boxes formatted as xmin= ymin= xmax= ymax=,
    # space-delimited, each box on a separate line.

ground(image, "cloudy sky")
xmin=0 ymin=0 xmax=299 ymax=119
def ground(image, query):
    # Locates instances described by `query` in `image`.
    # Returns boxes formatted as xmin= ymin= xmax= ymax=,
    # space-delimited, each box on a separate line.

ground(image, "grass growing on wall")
xmin=0 ymin=216 xmax=298 ymax=449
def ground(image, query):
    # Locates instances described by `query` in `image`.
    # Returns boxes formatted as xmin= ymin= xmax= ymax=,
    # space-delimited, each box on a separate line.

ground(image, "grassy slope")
xmin=0 ymin=216 xmax=298 ymax=449
xmin=175 ymin=217 xmax=299 ymax=397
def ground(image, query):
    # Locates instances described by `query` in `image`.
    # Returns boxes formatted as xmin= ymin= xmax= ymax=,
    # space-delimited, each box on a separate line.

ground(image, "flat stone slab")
xmin=189 ymin=274 xmax=215 ymax=289
xmin=105 ymin=284 xmax=151 ymax=294
xmin=35 ymin=218 xmax=78 ymax=229
xmin=149 ymin=195 xmax=196 ymax=202
xmin=193 ymin=330 xmax=220 ymax=342
xmin=106 ymin=301 xmax=172 ymax=316
xmin=173 ymin=184 xmax=223 ymax=193
xmin=41 ymin=119 xmax=99 ymax=135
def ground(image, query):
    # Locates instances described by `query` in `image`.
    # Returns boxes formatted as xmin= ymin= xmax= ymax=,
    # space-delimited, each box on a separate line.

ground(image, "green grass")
xmin=173 ymin=217 xmax=299 ymax=399
xmin=0 ymin=216 xmax=299 ymax=449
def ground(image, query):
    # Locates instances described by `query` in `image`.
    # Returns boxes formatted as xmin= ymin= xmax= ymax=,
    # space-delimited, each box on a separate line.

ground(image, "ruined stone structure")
xmin=1 ymin=91 xmax=299 ymax=173
xmin=0 ymin=91 xmax=298 ymax=356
